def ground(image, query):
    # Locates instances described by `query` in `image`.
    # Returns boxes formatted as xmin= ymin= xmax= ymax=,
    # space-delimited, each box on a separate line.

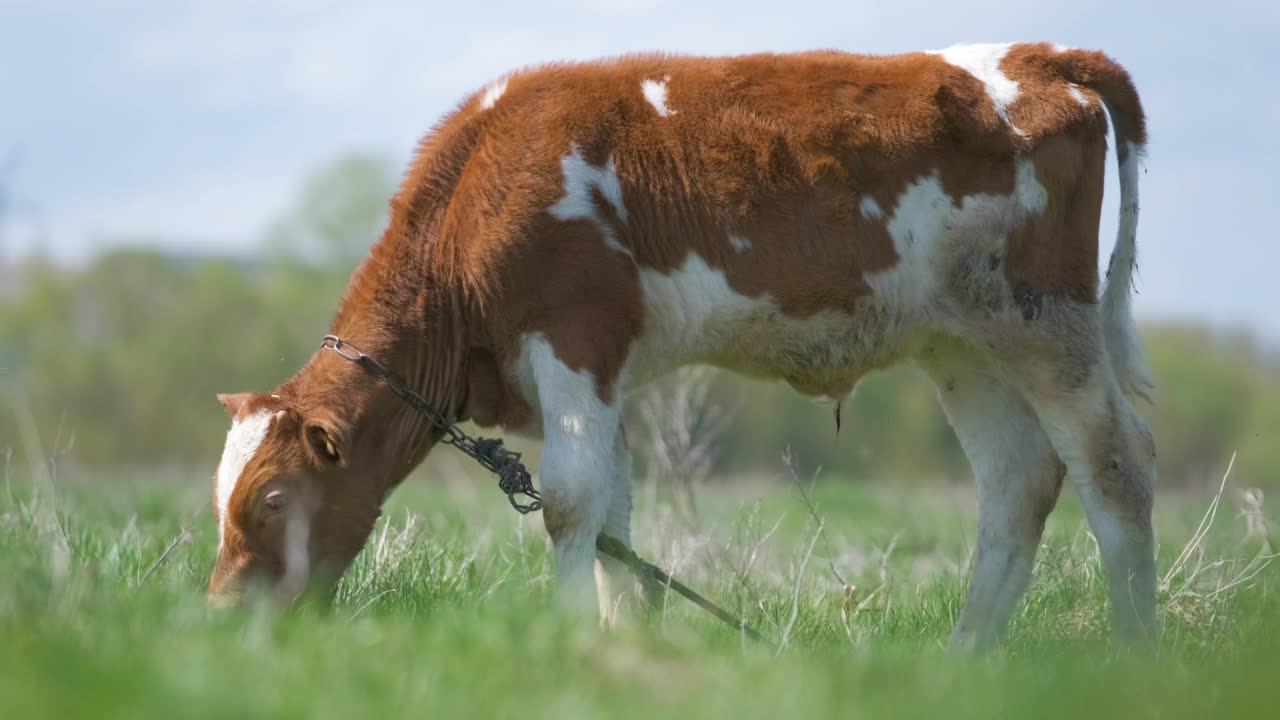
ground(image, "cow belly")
xmin=625 ymin=251 xmax=909 ymax=398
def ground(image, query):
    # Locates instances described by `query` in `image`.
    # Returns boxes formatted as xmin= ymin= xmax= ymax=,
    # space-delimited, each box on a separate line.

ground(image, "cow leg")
xmin=528 ymin=336 xmax=621 ymax=616
xmin=919 ymin=341 xmax=1065 ymax=652
xmin=1020 ymin=360 xmax=1159 ymax=647
xmin=593 ymin=426 xmax=644 ymax=624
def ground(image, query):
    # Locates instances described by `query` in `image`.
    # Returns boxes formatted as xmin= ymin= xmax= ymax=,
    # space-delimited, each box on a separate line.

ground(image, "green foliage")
xmin=0 ymin=252 xmax=341 ymax=464
xmin=1142 ymin=325 xmax=1280 ymax=489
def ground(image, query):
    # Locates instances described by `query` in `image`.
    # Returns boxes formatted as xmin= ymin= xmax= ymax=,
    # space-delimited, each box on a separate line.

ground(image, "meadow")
xmin=1 ymin=450 xmax=1274 ymax=719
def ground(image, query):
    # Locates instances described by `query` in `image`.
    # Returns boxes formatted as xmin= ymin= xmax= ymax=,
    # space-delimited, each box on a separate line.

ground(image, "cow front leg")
xmin=528 ymin=336 xmax=622 ymax=616
xmin=594 ymin=427 xmax=634 ymax=624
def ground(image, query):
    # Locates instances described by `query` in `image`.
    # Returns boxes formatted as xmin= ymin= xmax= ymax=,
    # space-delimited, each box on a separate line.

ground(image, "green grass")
xmin=0 ymin=466 xmax=1276 ymax=719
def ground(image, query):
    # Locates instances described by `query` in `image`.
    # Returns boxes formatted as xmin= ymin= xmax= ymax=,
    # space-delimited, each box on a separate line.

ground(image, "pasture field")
xmin=0 ymin=463 xmax=1275 ymax=719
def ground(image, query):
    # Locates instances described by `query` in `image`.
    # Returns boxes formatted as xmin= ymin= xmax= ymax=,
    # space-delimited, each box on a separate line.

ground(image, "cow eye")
xmin=263 ymin=491 xmax=286 ymax=513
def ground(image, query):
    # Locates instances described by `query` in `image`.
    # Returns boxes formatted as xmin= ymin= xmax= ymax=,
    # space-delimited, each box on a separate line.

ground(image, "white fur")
xmin=520 ymin=333 xmax=621 ymax=609
xmin=479 ymin=77 xmax=508 ymax=110
xmin=868 ymin=158 xmax=1045 ymax=311
xmin=641 ymin=76 xmax=672 ymax=117
xmin=929 ymin=43 xmax=1025 ymax=136
xmin=1013 ymin=157 xmax=1048 ymax=213
xmin=630 ymin=253 xmax=763 ymax=379
xmin=859 ymin=196 xmax=883 ymax=220
xmin=1116 ymin=141 xmax=1141 ymax=253
xmin=215 ymin=410 xmax=279 ymax=545
xmin=549 ymin=144 xmax=632 ymax=257
xmin=628 ymin=252 xmax=883 ymax=399
xmin=521 ymin=334 xmax=617 ymax=469
xmin=1067 ymin=83 xmax=1090 ymax=107
xmin=1102 ymin=139 xmax=1154 ymax=401
xmin=868 ymin=173 xmax=949 ymax=310
xmin=728 ymin=234 xmax=752 ymax=253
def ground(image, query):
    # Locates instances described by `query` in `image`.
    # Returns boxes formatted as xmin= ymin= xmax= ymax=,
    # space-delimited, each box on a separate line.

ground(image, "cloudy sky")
xmin=2 ymin=0 xmax=1277 ymax=337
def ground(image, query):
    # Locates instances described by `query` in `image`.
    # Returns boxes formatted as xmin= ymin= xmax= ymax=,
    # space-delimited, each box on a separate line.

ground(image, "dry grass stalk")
xmin=7 ymin=383 xmax=71 ymax=582
xmin=139 ymin=527 xmax=192 ymax=584
xmin=1158 ymin=452 xmax=1276 ymax=630
xmin=776 ymin=516 xmax=823 ymax=654
xmin=638 ymin=367 xmax=736 ymax=526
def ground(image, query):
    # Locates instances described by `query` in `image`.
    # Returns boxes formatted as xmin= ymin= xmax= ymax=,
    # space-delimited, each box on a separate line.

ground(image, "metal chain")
xmin=318 ymin=334 xmax=768 ymax=643
xmin=320 ymin=335 xmax=542 ymax=513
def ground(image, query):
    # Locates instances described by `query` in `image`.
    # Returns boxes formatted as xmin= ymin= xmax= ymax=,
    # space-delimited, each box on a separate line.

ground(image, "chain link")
xmin=320 ymin=335 xmax=542 ymax=513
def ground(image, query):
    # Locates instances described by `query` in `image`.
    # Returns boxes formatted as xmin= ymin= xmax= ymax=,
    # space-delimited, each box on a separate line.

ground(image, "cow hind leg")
xmin=992 ymin=301 xmax=1159 ymax=646
xmin=1025 ymin=371 xmax=1158 ymax=644
xmin=919 ymin=340 xmax=1065 ymax=652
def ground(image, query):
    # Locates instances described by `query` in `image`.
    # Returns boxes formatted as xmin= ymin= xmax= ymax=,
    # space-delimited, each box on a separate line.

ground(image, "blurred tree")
xmin=0 ymin=152 xmax=399 ymax=469
xmin=262 ymin=151 xmax=399 ymax=337
xmin=266 ymin=152 xmax=397 ymax=268
xmin=1144 ymin=326 xmax=1275 ymax=488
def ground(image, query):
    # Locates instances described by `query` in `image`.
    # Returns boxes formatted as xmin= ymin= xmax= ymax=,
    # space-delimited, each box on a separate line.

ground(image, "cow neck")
xmin=386 ymin=288 xmax=467 ymax=471
xmin=298 ymin=241 xmax=467 ymax=499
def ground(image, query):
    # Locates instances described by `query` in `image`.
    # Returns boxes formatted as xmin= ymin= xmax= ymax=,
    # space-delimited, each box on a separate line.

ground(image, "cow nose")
xmin=207 ymin=554 xmax=252 ymax=606
xmin=206 ymin=570 xmax=246 ymax=607
xmin=206 ymin=589 xmax=243 ymax=608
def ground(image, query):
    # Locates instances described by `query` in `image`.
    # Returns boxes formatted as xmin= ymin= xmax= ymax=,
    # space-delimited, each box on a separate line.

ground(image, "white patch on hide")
xmin=480 ymin=77 xmax=508 ymax=110
xmin=929 ymin=42 xmax=1026 ymax=136
xmin=867 ymin=157 xmax=1046 ymax=310
xmin=728 ymin=234 xmax=752 ymax=253
xmin=628 ymin=252 xmax=879 ymax=399
xmin=520 ymin=334 xmax=615 ymax=450
xmin=641 ymin=75 xmax=672 ymax=117
xmin=215 ymin=410 xmax=280 ymax=546
xmin=1067 ymin=83 xmax=1090 ymax=107
xmin=631 ymin=253 xmax=762 ymax=376
xmin=859 ymin=196 xmax=883 ymax=220
xmin=1013 ymin=157 xmax=1047 ymax=213
xmin=548 ymin=144 xmax=632 ymax=257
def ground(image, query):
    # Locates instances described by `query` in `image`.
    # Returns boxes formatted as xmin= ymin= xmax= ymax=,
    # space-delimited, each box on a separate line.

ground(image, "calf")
xmin=207 ymin=42 xmax=1157 ymax=650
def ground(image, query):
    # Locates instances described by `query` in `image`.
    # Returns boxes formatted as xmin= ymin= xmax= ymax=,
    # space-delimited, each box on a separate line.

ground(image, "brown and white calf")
xmin=208 ymin=42 xmax=1157 ymax=650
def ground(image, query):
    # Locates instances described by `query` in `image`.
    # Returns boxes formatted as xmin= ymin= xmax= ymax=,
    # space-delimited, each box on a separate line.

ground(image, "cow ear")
xmin=217 ymin=392 xmax=255 ymax=418
xmin=303 ymin=415 xmax=349 ymax=468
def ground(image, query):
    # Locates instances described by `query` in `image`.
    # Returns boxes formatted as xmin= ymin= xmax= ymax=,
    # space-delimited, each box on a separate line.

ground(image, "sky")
xmin=1 ymin=0 xmax=1278 ymax=338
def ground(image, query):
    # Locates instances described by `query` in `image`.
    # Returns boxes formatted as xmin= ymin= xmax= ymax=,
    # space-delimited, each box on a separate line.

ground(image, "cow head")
xmin=206 ymin=390 xmax=383 ymax=606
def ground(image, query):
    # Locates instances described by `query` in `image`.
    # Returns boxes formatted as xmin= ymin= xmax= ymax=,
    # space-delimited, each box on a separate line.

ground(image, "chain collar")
xmin=320 ymin=334 xmax=542 ymax=513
